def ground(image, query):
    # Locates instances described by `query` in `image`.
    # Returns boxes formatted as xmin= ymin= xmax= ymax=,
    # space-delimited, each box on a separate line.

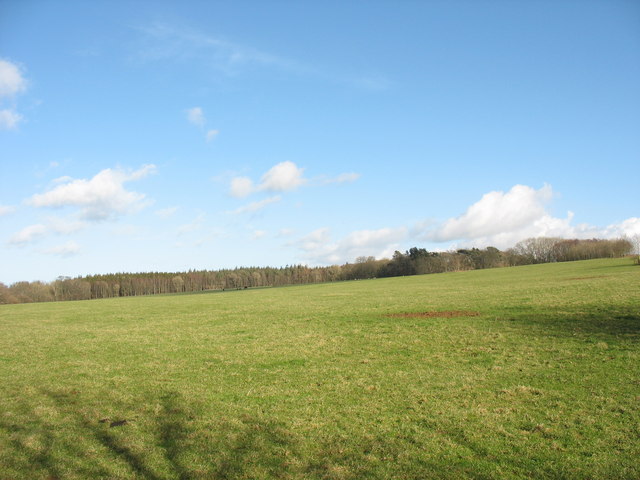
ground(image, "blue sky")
xmin=1 ymin=0 xmax=639 ymax=284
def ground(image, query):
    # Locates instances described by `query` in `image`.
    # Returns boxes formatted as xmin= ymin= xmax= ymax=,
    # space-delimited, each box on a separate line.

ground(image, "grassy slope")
xmin=0 ymin=258 xmax=638 ymax=479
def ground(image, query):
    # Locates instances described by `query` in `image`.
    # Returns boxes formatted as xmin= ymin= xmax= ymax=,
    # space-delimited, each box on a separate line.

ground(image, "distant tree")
xmin=0 ymin=282 xmax=18 ymax=304
xmin=91 ymin=280 xmax=111 ymax=299
xmin=172 ymin=275 xmax=185 ymax=293
xmin=9 ymin=282 xmax=36 ymax=303
xmin=380 ymin=251 xmax=413 ymax=277
xmin=346 ymin=256 xmax=380 ymax=279
xmin=513 ymin=237 xmax=560 ymax=263
xmin=631 ymin=234 xmax=640 ymax=265
xmin=67 ymin=279 xmax=91 ymax=300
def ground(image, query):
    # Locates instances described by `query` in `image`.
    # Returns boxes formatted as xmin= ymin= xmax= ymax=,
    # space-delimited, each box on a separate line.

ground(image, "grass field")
xmin=1 ymin=258 xmax=639 ymax=479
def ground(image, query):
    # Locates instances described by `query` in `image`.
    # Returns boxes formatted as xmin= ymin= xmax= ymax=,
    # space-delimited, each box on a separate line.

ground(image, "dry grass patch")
xmin=385 ymin=310 xmax=481 ymax=319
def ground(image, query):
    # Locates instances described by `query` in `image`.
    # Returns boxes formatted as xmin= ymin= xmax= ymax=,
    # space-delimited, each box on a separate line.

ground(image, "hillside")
xmin=1 ymin=258 xmax=638 ymax=479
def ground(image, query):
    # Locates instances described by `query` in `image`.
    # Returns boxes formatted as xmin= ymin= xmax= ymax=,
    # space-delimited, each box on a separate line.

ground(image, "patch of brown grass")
xmin=385 ymin=310 xmax=480 ymax=319
xmin=563 ymin=275 xmax=609 ymax=281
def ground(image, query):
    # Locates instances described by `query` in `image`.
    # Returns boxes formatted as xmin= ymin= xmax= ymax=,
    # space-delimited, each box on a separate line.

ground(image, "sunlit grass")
xmin=1 ymin=258 xmax=639 ymax=479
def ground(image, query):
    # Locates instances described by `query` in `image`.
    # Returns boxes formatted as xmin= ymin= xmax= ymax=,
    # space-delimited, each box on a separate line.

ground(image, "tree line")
xmin=0 ymin=237 xmax=633 ymax=304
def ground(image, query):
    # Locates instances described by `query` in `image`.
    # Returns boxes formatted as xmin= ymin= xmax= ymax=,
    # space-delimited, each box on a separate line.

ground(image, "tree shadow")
xmin=157 ymin=391 xmax=191 ymax=480
xmin=0 ymin=387 xmax=302 ymax=479
xmin=500 ymin=304 xmax=640 ymax=340
xmin=0 ymin=388 xmax=112 ymax=479
xmin=207 ymin=414 xmax=299 ymax=479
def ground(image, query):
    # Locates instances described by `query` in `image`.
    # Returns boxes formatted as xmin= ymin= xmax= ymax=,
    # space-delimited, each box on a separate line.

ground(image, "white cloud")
xmin=155 ymin=206 xmax=179 ymax=218
xmin=0 ymin=59 xmax=26 ymax=97
xmin=229 ymin=162 xmax=360 ymax=200
xmin=206 ymin=129 xmax=219 ymax=142
xmin=229 ymin=161 xmax=307 ymax=198
xmin=228 ymin=195 xmax=281 ymax=215
xmin=41 ymin=241 xmax=81 ymax=257
xmin=28 ymin=164 xmax=156 ymax=220
xmin=601 ymin=217 xmax=640 ymax=238
xmin=259 ymin=161 xmax=306 ymax=193
xmin=430 ymin=184 xmax=553 ymax=242
xmin=0 ymin=205 xmax=16 ymax=216
xmin=52 ymin=175 xmax=74 ymax=184
xmin=229 ymin=176 xmax=255 ymax=198
xmin=417 ymin=184 xmax=640 ymax=249
xmin=252 ymin=230 xmax=267 ymax=240
xmin=47 ymin=216 xmax=86 ymax=235
xmin=9 ymin=224 xmax=48 ymax=245
xmin=297 ymin=226 xmax=407 ymax=265
xmin=0 ymin=109 xmax=23 ymax=130
xmin=186 ymin=107 xmax=205 ymax=127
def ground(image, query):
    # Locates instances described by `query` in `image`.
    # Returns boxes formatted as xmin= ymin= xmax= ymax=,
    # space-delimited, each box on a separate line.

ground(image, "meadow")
xmin=1 ymin=258 xmax=638 ymax=479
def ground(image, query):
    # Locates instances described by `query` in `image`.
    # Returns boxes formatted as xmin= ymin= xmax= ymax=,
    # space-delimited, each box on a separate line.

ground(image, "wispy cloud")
xmin=52 ymin=175 xmax=74 ymax=185
xmin=0 ymin=109 xmax=23 ymax=130
xmin=0 ymin=58 xmax=28 ymax=130
xmin=277 ymin=228 xmax=295 ymax=237
xmin=0 ymin=59 xmax=27 ymax=97
xmin=41 ymin=241 xmax=81 ymax=257
xmin=155 ymin=206 xmax=179 ymax=218
xmin=321 ymin=172 xmax=361 ymax=184
xmin=251 ymin=230 xmax=267 ymax=240
xmin=185 ymin=106 xmax=219 ymax=142
xmin=206 ymin=129 xmax=219 ymax=142
xmin=175 ymin=228 xmax=224 ymax=248
xmin=137 ymin=22 xmax=299 ymax=75
xmin=186 ymin=107 xmax=205 ymax=127
xmin=8 ymin=224 xmax=48 ymax=245
xmin=136 ymin=23 xmax=389 ymax=91
xmin=111 ymin=224 xmax=142 ymax=236
xmin=177 ymin=213 xmax=205 ymax=235
xmin=0 ymin=205 xmax=16 ymax=217
xmin=7 ymin=215 xmax=87 ymax=246
xmin=228 ymin=195 xmax=281 ymax=215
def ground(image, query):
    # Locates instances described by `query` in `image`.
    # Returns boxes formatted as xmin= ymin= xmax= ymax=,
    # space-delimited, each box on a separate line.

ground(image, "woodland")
xmin=1 ymin=237 xmax=633 ymax=304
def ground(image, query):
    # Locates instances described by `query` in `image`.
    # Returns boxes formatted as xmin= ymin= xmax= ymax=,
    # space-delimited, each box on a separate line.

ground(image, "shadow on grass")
xmin=0 ymin=388 xmax=303 ymax=479
xmin=207 ymin=414 xmax=299 ymax=479
xmin=0 ymin=388 xmax=113 ymax=479
xmin=501 ymin=304 xmax=640 ymax=339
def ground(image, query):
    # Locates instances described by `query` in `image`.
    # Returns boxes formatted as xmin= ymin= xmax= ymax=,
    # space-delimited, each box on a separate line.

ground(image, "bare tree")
xmin=631 ymin=234 xmax=640 ymax=265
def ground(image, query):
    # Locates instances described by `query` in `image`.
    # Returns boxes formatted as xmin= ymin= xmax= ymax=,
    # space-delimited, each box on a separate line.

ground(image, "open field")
xmin=1 ymin=258 xmax=639 ymax=479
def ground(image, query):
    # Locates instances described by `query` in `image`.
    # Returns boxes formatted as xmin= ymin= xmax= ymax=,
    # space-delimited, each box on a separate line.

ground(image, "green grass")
xmin=1 ymin=258 xmax=639 ymax=479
